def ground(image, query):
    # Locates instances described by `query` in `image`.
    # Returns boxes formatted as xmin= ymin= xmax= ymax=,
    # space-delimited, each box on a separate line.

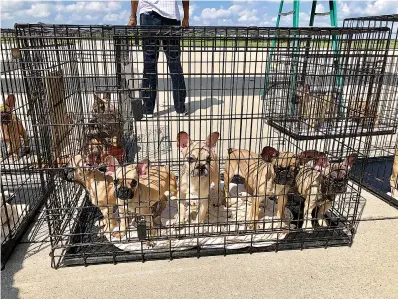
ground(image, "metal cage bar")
xmin=13 ymin=24 xmax=387 ymax=267
xmin=343 ymin=15 xmax=398 ymax=208
xmin=1 ymin=28 xmax=49 ymax=269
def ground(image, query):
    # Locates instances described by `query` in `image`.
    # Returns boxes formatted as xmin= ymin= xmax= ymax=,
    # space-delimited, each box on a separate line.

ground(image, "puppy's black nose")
xmin=97 ymin=165 xmax=107 ymax=172
xmin=116 ymin=186 xmax=134 ymax=200
xmin=64 ymin=169 xmax=75 ymax=181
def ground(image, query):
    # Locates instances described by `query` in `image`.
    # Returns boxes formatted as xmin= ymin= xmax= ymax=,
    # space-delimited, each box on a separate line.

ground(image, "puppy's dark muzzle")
xmin=1 ymin=112 xmax=12 ymax=124
xmin=192 ymin=164 xmax=209 ymax=177
xmin=115 ymin=186 xmax=134 ymax=200
xmin=60 ymin=168 xmax=75 ymax=182
xmin=323 ymin=179 xmax=348 ymax=194
xmin=274 ymin=167 xmax=296 ymax=186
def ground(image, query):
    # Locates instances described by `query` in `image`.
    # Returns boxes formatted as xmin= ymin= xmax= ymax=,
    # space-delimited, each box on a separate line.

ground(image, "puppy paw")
xmin=112 ymin=231 xmax=126 ymax=239
xmin=318 ymin=219 xmax=329 ymax=227
xmin=145 ymin=241 xmax=155 ymax=248
xmin=301 ymin=221 xmax=314 ymax=231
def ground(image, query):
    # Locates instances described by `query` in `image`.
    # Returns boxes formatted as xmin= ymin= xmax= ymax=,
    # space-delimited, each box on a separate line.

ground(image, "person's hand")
xmin=128 ymin=16 xmax=137 ymax=26
xmin=182 ymin=17 xmax=189 ymax=27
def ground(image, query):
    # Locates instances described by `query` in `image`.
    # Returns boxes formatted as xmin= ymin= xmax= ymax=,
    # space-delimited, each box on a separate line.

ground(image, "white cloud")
xmin=238 ymin=9 xmax=259 ymax=24
xmin=26 ymin=4 xmax=52 ymax=18
xmin=57 ymin=1 xmax=121 ymax=14
xmin=229 ymin=5 xmax=243 ymax=14
xmin=201 ymin=8 xmax=232 ymax=20
xmin=316 ymin=4 xmax=326 ymax=13
xmin=1 ymin=12 xmax=12 ymax=21
xmin=103 ymin=11 xmax=130 ymax=24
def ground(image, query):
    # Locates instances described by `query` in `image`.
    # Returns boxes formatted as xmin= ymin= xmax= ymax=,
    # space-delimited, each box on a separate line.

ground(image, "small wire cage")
xmin=13 ymin=24 xmax=383 ymax=268
xmin=263 ymin=26 xmax=393 ymax=139
xmin=344 ymin=15 xmax=398 ymax=208
xmin=1 ymin=28 xmax=49 ymax=268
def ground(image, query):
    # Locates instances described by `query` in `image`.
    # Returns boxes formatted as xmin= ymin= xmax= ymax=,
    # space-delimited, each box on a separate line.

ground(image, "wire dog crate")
xmin=344 ymin=15 xmax=398 ymax=208
xmin=1 ymin=28 xmax=49 ymax=268
xmin=13 ymin=24 xmax=386 ymax=268
xmin=263 ymin=25 xmax=393 ymax=139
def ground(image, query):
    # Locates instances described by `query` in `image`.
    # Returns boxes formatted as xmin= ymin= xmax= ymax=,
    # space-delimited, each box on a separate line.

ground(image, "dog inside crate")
xmin=13 ymin=25 xmax=393 ymax=265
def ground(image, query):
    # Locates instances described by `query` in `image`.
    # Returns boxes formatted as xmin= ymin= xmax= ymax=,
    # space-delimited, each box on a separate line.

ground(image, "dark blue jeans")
xmin=140 ymin=11 xmax=187 ymax=114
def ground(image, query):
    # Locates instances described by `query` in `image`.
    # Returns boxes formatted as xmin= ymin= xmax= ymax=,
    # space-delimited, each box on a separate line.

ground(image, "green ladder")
xmin=263 ymin=0 xmax=343 ymax=115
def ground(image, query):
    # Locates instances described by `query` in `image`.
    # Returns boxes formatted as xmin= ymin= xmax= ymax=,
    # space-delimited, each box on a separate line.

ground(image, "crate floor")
xmin=350 ymin=156 xmax=398 ymax=208
xmin=62 ymin=186 xmax=352 ymax=267
xmin=268 ymin=119 xmax=395 ymax=140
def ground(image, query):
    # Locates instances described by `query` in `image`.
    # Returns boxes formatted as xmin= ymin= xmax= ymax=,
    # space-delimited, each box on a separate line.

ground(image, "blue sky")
xmin=1 ymin=1 xmax=398 ymax=28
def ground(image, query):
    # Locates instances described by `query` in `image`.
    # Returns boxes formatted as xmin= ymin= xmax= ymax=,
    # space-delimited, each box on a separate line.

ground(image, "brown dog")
xmin=261 ymin=147 xmax=298 ymax=223
xmin=295 ymin=152 xmax=329 ymax=229
xmin=348 ymin=98 xmax=379 ymax=128
xmin=1 ymin=201 xmax=19 ymax=244
xmin=1 ymin=94 xmax=29 ymax=159
xmin=297 ymin=84 xmax=338 ymax=130
xmin=391 ymin=149 xmax=398 ymax=198
xmin=64 ymin=154 xmax=119 ymax=234
xmin=109 ymin=159 xmax=177 ymax=238
xmin=87 ymin=92 xmax=122 ymax=146
xmin=177 ymin=131 xmax=221 ymax=224
xmin=296 ymin=151 xmax=357 ymax=228
xmin=224 ymin=148 xmax=276 ymax=229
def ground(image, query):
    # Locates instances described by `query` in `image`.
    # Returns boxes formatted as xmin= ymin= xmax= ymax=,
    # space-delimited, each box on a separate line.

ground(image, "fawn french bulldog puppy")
xmin=224 ymin=148 xmax=277 ymax=229
xmin=261 ymin=147 xmax=298 ymax=222
xmin=1 ymin=94 xmax=29 ymax=159
xmin=391 ymin=149 xmax=398 ymax=198
xmin=177 ymin=131 xmax=221 ymax=224
xmin=111 ymin=159 xmax=177 ymax=238
xmin=64 ymin=154 xmax=119 ymax=234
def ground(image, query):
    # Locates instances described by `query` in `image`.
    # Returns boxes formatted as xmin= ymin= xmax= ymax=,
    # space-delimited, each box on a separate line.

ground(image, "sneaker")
xmin=176 ymin=106 xmax=188 ymax=116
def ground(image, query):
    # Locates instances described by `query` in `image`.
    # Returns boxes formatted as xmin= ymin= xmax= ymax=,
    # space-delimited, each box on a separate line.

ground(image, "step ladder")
xmin=263 ymin=0 xmax=344 ymax=116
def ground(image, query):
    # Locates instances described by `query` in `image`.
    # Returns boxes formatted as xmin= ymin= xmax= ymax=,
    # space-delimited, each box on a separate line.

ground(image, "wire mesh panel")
xmin=343 ymin=15 xmax=398 ymax=208
xmin=1 ymin=28 xmax=49 ymax=268
xmin=14 ymin=24 xmax=378 ymax=268
xmin=263 ymin=26 xmax=392 ymax=139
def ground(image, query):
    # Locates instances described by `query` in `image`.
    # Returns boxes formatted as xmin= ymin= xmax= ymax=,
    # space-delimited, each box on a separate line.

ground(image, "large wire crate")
xmin=344 ymin=15 xmax=398 ymax=208
xmin=263 ymin=26 xmax=392 ymax=139
xmin=14 ymin=24 xmax=373 ymax=268
xmin=1 ymin=29 xmax=49 ymax=268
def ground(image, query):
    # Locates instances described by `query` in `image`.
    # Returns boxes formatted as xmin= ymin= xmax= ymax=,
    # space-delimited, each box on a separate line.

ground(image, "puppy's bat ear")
xmin=177 ymin=131 xmax=191 ymax=151
xmin=314 ymin=153 xmax=329 ymax=171
xmin=343 ymin=153 xmax=358 ymax=170
xmin=103 ymin=92 xmax=111 ymax=101
xmin=5 ymin=94 xmax=16 ymax=111
xmin=136 ymin=158 xmax=150 ymax=176
xmin=104 ymin=155 xmax=119 ymax=177
xmin=299 ymin=150 xmax=321 ymax=166
xmin=205 ymin=132 xmax=220 ymax=148
xmin=260 ymin=146 xmax=279 ymax=162
xmin=93 ymin=93 xmax=106 ymax=104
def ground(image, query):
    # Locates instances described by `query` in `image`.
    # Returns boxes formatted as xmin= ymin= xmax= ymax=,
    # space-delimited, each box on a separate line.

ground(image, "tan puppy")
xmin=348 ymin=98 xmax=379 ymax=127
xmin=296 ymin=151 xmax=357 ymax=228
xmin=261 ymin=147 xmax=298 ymax=222
xmin=295 ymin=152 xmax=329 ymax=229
xmin=110 ymin=159 xmax=177 ymax=238
xmin=224 ymin=148 xmax=276 ymax=229
xmin=1 ymin=202 xmax=19 ymax=244
xmin=1 ymin=94 xmax=29 ymax=159
xmin=177 ymin=131 xmax=221 ymax=224
xmin=391 ymin=149 xmax=398 ymax=198
xmin=64 ymin=154 xmax=118 ymax=234
xmin=87 ymin=92 xmax=122 ymax=147
xmin=297 ymin=84 xmax=338 ymax=130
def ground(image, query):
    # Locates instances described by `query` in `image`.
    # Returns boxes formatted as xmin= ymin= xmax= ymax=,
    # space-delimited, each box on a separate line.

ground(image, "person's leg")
xmin=161 ymin=18 xmax=187 ymax=113
xmin=140 ymin=12 xmax=161 ymax=114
